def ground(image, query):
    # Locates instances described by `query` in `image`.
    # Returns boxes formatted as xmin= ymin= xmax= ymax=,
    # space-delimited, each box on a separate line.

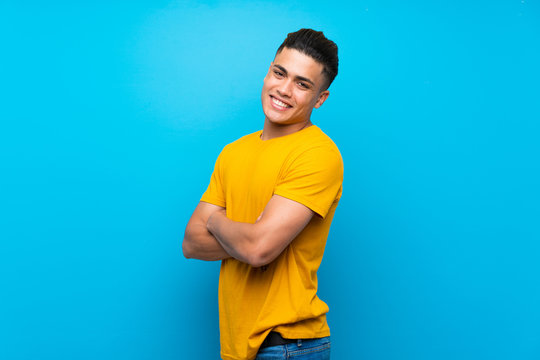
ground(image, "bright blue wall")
xmin=1 ymin=1 xmax=539 ymax=359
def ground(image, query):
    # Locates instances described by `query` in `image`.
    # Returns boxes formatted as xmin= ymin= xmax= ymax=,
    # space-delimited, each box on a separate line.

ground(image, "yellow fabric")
xmin=201 ymin=125 xmax=343 ymax=360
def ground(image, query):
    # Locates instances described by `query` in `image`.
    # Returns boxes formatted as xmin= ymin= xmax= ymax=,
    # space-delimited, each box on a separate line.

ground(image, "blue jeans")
xmin=255 ymin=337 xmax=330 ymax=359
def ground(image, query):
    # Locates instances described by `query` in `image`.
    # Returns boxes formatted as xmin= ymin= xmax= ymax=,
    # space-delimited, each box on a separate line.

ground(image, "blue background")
xmin=1 ymin=1 xmax=539 ymax=359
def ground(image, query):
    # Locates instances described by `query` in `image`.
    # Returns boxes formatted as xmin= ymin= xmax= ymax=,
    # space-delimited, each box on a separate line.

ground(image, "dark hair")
xmin=276 ymin=28 xmax=338 ymax=90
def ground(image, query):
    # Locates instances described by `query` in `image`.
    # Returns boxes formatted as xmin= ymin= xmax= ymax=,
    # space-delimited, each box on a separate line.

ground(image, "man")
xmin=183 ymin=28 xmax=343 ymax=360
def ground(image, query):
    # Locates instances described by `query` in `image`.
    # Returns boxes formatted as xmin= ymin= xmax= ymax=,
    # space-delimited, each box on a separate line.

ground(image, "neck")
xmin=260 ymin=119 xmax=313 ymax=140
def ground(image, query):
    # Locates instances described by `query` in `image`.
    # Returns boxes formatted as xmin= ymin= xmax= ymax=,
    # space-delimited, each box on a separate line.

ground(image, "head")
xmin=261 ymin=29 xmax=339 ymax=128
xmin=276 ymin=28 xmax=339 ymax=91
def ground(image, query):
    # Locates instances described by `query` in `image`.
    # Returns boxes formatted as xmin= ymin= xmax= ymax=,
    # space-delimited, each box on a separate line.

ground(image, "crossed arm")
xmin=182 ymin=195 xmax=314 ymax=267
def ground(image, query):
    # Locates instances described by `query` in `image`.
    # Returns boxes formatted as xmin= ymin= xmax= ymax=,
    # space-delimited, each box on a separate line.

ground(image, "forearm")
xmin=205 ymin=196 xmax=314 ymax=267
xmin=206 ymin=212 xmax=260 ymax=266
xmin=183 ymin=222 xmax=231 ymax=261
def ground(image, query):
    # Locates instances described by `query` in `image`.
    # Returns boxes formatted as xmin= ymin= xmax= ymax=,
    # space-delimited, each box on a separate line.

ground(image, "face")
xmin=261 ymin=47 xmax=329 ymax=127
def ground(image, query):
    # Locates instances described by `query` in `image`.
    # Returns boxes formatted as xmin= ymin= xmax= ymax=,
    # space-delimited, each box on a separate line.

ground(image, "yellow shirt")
xmin=201 ymin=125 xmax=343 ymax=360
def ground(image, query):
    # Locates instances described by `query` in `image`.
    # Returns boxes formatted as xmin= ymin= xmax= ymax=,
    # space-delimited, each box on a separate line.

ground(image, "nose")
xmin=276 ymin=79 xmax=293 ymax=98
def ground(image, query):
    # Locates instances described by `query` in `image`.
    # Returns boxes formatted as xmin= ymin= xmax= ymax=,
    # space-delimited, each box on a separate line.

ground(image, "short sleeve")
xmin=274 ymin=146 xmax=343 ymax=218
xmin=200 ymin=148 xmax=226 ymax=208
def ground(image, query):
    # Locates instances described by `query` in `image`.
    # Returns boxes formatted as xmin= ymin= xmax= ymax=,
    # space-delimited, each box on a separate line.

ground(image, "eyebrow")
xmin=273 ymin=64 xmax=315 ymax=86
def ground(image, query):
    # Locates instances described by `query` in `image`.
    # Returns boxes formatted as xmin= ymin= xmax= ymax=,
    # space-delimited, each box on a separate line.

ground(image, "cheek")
xmin=262 ymin=79 xmax=273 ymax=94
xmin=296 ymin=94 xmax=313 ymax=108
xmin=262 ymin=80 xmax=271 ymax=95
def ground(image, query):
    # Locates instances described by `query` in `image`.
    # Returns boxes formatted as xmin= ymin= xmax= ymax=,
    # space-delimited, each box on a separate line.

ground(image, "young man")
xmin=183 ymin=28 xmax=343 ymax=360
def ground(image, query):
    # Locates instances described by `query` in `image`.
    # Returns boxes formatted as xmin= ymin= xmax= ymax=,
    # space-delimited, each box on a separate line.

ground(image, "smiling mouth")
xmin=270 ymin=96 xmax=292 ymax=110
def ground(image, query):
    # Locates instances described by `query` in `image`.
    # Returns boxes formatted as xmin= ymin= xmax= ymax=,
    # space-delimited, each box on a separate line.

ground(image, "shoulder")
xmin=310 ymin=126 xmax=341 ymax=149
xmin=294 ymin=126 xmax=343 ymax=167
xmin=279 ymin=127 xmax=344 ymax=182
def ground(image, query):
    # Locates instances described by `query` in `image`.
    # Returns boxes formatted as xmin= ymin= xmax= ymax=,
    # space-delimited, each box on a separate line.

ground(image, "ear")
xmin=314 ymin=90 xmax=330 ymax=109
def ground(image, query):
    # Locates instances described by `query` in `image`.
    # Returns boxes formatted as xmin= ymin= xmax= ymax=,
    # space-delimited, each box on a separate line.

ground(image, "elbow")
xmin=247 ymin=256 xmax=272 ymax=268
xmin=182 ymin=228 xmax=196 ymax=259
xmin=182 ymin=238 xmax=192 ymax=259
xmin=242 ymin=226 xmax=279 ymax=268
xmin=182 ymin=240 xmax=192 ymax=259
xmin=240 ymin=227 xmax=267 ymax=267
xmin=245 ymin=242 xmax=275 ymax=268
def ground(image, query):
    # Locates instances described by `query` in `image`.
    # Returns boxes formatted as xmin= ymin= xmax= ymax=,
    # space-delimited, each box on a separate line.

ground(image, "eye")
xmin=298 ymin=82 xmax=309 ymax=89
xmin=273 ymin=70 xmax=284 ymax=77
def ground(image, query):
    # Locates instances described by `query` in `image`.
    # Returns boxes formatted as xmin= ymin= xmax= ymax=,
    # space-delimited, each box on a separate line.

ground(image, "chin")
xmin=264 ymin=109 xmax=290 ymax=124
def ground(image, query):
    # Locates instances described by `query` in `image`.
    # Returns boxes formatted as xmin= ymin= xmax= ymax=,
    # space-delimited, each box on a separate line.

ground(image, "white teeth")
xmin=272 ymin=97 xmax=290 ymax=108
